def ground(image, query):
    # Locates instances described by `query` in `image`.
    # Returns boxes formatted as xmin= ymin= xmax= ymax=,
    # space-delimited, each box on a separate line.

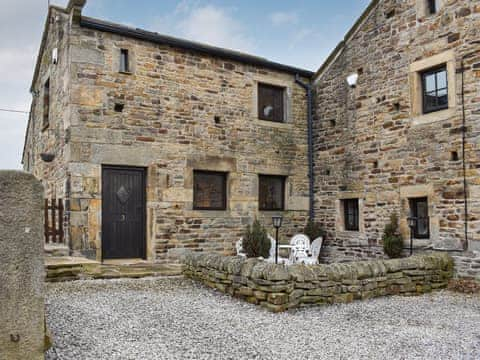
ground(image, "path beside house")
xmin=45 ymin=277 xmax=480 ymax=360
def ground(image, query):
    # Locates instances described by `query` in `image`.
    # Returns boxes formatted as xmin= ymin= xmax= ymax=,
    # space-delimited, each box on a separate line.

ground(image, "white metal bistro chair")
xmin=289 ymin=234 xmax=311 ymax=264
xmin=298 ymin=237 xmax=323 ymax=265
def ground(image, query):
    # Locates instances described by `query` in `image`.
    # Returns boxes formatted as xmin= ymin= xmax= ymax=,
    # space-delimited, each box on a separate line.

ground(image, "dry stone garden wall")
xmin=183 ymin=252 xmax=453 ymax=312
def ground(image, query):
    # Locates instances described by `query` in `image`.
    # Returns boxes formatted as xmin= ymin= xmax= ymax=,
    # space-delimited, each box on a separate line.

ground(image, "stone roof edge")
xmin=313 ymin=0 xmax=381 ymax=83
xmin=24 ymin=5 xmax=69 ymax=165
xmin=79 ymin=16 xmax=315 ymax=78
xmin=29 ymin=6 xmax=68 ymax=93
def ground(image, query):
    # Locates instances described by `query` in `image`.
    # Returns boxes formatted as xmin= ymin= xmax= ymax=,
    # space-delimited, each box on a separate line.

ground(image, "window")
xmin=193 ymin=171 xmax=227 ymax=210
xmin=409 ymin=197 xmax=430 ymax=238
xmin=259 ymin=175 xmax=285 ymax=211
xmin=427 ymin=0 xmax=440 ymax=14
xmin=120 ymin=49 xmax=129 ymax=73
xmin=343 ymin=199 xmax=359 ymax=231
xmin=43 ymin=79 xmax=50 ymax=129
xmin=26 ymin=152 xmax=30 ymax=171
xmin=422 ymin=65 xmax=448 ymax=114
xmin=258 ymin=83 xmax=284 ymax=122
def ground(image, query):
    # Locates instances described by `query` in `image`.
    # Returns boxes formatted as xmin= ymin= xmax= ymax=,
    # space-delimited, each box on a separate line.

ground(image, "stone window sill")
xmin=118 ymin=71 xmax=133 ymax=75
xmin=411 ymin=107 xmax=456 ymax=126
xmin=254 ymin=119 xmax=292 ymax=129
xmin=186 ymin=209 xmax=232 ymax=218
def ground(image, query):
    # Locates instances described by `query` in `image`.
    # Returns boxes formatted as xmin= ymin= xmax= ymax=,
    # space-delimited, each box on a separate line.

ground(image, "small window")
xmin=409 ymin=197 xmax=430 ymax=238
xmin=259 ymin=175 xmax=286 ymax=211
xmin=421 ymin=65 xmax=448 ymax=114
xmin=427 ymin=0 xmax=439 ymax=14
xmin=258 ymin=83 xmax=285 ymax=123
xmin=343 ymin=199 xmax=359 ymax=231
xmin=193 ymin=171 xmax=227 ymax=210
xmin=43 ymin=79 xmax=50 ymax=129
xmin=114 ymin=103 xmax=124 ymax=113
xmin=26 ymin=152 xmax=30 ymax=171
xmin=120 ymin=49 xmax=129 ymax=73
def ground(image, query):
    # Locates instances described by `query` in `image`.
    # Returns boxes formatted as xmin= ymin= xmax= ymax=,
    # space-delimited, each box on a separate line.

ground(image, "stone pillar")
xmin=0 ymin=171 xmax=45 ymax=360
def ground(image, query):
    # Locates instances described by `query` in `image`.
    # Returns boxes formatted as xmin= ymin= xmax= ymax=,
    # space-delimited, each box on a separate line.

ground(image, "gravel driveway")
xmin=45 ymin=277 xmax=480 ymax=360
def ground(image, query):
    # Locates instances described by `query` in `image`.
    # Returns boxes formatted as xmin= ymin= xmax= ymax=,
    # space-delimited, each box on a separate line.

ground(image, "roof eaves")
xmin=30 ymin=6 xmax=69 ymax=92
xmin=313 ymin=0 xmax=380 ymax=82
xmin=80 ymin=16 xmax=315 ymax=78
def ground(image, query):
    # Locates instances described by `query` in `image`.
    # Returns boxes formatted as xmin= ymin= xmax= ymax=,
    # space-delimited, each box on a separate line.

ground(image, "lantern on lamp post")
xmin=272 ymin=215 xmax=283 ymax=264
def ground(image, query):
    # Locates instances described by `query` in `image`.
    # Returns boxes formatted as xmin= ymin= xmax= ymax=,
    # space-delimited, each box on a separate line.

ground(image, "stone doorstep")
xmin=44 ymin=243 xmax=70 ymax=257
xmin=45 ymin=256 xmax=183 ymax=281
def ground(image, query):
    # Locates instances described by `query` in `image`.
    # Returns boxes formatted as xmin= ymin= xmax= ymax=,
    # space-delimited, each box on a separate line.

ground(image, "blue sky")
xmin=0 ymin=0 xmax=370 ymax=169
xmin=83 ymin=0 xmax=371 ymax=70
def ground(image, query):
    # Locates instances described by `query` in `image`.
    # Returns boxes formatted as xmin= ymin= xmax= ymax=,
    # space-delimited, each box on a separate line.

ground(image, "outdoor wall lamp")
xmin=407 ymin=217 xmax=417 ymax=256
xmin=272 ymin=215 xmax=283 ymax=264
xmin=346 ymin=73 xmax=359 ymax=88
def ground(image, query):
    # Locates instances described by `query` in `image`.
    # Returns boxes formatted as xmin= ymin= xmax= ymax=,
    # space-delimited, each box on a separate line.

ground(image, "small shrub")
xmin=303 ymin=219 xmax=326 ymax=243
xmin=383 ymin=213 xmax=403 ymax=258
xmin=243 ymin=219 xmax=271 ymax=258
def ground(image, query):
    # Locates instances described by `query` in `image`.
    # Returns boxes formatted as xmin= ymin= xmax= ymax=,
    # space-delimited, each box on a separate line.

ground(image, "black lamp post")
xmin=407 ymin=217 xmax=416 ymax=256
xmin=272 ymin=215 xmax=283 ymax=264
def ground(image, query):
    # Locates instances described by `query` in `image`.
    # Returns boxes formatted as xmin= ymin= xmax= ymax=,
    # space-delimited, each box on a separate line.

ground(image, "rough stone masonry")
xmin=22 ymin=0 xmax=480 ymax=269
xmin=183 ymin=251 xmax=454 ymax=312
xmin=24 ymin=1 xmax=310 ymax=262
xmin=313 ymin=0 xmax=480 ymax=263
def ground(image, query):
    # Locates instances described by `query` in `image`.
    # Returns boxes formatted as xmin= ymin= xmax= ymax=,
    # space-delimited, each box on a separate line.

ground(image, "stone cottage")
xmin=311 ymin=0 xmax=480 ymax=269
xmin=23 ymin=0 xmax=480 ymax=268
xmin=23 ymin=0 xmax=312 ymax=262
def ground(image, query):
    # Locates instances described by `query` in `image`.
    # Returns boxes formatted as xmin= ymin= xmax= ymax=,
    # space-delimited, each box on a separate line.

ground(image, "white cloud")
xmin=269 ymin=11 xmax=298 ymax=26
xmin=178 ymin=5 xmax=254 ymax=52
xmin=152 ymin=4 xmax=255 ymax=54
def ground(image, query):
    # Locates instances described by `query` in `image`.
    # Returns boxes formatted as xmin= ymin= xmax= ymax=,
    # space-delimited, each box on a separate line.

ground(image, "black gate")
xmin=102 ymin=166 xmax=146 ymax=259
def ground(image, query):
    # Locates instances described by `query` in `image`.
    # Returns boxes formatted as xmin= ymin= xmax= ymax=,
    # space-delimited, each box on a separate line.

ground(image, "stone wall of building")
xmin=27 ymin=4 xmax=310 ymax=262
xmin=23 ymin=6 xmax=72 ymax=200
xmin=0 ymin=172 xmax=46 ymax=359
xmin=313 ymin=0 xmax=480 ymax=259
xmin=183 ymin=251 xmax=453 ymax=312
xmin=451 ymin=251 xmax=480 ymax=281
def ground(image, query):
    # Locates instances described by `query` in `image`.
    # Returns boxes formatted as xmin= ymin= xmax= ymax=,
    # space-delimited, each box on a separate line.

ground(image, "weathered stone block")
xmin=0 ymin=172 xmax=45 ymax=360
xmin=267 ymin=293 xmax=289 ymax=305
xmin=333 ymin=293 xmax=354 ymax=304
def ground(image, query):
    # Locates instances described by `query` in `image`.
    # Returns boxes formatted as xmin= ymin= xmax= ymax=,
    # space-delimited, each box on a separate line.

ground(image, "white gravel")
xmin=45 ymin=277 xmax=480 ymax=360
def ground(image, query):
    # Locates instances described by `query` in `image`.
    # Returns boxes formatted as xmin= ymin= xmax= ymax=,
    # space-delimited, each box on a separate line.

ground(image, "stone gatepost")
xmin=0 ymin=171 xmax=45 ymax=360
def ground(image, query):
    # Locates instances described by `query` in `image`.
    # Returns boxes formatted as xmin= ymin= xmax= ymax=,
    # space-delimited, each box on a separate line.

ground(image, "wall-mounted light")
xmin=52 ymin=48 xmax=58 ymax=65
xmin=346 ymin=73 xmax=359 ymax=88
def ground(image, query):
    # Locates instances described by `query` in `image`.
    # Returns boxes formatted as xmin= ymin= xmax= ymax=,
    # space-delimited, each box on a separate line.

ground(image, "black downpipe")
xmin=460 ymin=59 xmax=468 ymax=251
xmin=295 ymin=75 xmax=315 ymax=221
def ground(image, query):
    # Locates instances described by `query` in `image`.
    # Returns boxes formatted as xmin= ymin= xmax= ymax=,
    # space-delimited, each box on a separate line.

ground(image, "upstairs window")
xmin=422 ymin=65 xmax=448 ymax=114
xmin=258 ymin=83 xmax=285 ymax=123
xmin=119 ymin=49 xmax=130 ymax=73
xmin=259 ymin=175 xmax=286 ymax=211
xmin=193 ymin=171 xmax=227 ymax=210
xmin=343 ymin=199 xmax=359 ymax=231
xmin=427 ymin=0 xmax=438 ymax=14
xmin=409 ymin=197 xmax=430 ymax=239
xmin=43 ymin=79 xmax=50 ymax=130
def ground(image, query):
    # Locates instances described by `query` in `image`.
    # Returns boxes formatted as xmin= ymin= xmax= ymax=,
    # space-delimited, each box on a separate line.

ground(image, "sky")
xmin=0 ymin=0 xmax=370 ymax=169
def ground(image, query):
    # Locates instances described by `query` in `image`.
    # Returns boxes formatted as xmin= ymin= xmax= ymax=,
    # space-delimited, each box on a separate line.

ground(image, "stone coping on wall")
xmin=182 ymin=252 xmax=454 ymax=312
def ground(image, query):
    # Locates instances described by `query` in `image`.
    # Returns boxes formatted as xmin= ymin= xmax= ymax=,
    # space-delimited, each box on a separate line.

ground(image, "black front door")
xmin=102 ymin=166 xmax=146 ymax=259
